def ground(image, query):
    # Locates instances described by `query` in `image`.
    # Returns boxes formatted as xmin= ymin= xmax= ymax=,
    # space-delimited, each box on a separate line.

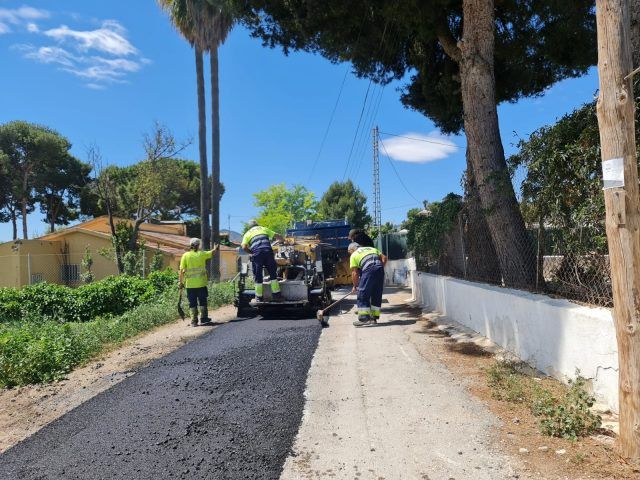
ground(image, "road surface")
xmin=0 ymin=288 xmax=524 ymax=479
xmin=0 ymin=317 xmax=321 ymax=479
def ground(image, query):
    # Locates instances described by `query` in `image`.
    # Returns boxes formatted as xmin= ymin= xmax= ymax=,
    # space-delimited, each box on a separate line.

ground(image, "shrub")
xmin=0 ymin=288 xmax=21 ymax=323
xmin=208 ymin=281 xmax=235 ymax=308
xmin=487 ymin=361 xmax=602 ymax=440
xmin=534 ymin=376 xmax=602 ymax=440
xmin=0 ymin=274 xmax=177 ymax=324
xmin=20 ymin=283 xmax=81 ymax=322
xmin=0 ymin=293 xmax=179 ymax=387
xmin=147 ymin=269 xmax=179 ymax=294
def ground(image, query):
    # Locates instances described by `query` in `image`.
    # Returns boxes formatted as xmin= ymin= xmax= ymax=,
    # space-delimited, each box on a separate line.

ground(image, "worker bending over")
xmin=179 ymin=238 xmax=219 ymax=327
xmin=241 ymin=219 xmax=284 ymax=302
xmin=349 ymin=242 xmax=387 ymax=327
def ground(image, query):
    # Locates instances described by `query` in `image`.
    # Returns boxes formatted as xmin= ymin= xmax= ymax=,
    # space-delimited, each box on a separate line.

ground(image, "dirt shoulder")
xmin=406 ymin=309 xmax=640 ymax=479
xmin=0 ymin=304 xmax=237 ymax=453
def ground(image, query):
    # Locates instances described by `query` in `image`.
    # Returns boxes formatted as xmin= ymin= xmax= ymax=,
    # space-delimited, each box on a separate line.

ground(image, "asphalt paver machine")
xmin=234 ymin=220 xmax=352 ymax=318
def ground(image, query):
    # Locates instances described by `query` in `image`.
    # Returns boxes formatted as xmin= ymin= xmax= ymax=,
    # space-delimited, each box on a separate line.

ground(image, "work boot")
xmin=190 ymin=308 xmax=199 ymax=327
xmin=353 ymin=318 xmax=373 ymax=327
xmin=199 ymin=306 xmax=211 ymax=324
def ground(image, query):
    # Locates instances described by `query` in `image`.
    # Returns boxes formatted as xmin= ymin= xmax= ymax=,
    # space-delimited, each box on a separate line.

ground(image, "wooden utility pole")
xmin=596 ymin=0 xmax=640 ymax=460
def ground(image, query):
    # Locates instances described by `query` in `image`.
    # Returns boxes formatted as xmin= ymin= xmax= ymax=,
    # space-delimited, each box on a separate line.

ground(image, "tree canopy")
xmin=317 ymin=180 xmax=371 ymax=228
xmin=236 ymin=0 xmax=596 ymax=134
xmin=0 ymin=121 xmax=91 ymax=238
xmin=252 ymin=183 xmax=318 ymax=233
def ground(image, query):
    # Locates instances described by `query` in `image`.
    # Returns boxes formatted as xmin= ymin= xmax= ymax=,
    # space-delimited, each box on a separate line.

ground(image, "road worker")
xmin=179 ymin=238 xmax=219 ymax=326
xmin=241 ymin=219 xmax=284 ymax=302
xmin=349 ymin=242 xmax=387 ymax=327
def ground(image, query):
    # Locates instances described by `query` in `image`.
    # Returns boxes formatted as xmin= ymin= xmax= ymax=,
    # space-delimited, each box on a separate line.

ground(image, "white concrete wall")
xmin=410 ymin=271 xmax=619 ymax=413
xmin=385 ymin=258 xmax=416 ymax=286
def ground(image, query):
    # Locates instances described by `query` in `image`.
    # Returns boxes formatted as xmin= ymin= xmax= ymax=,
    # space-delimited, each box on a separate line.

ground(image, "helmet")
xmin=247 ymin=219 xmax=258 ymax=228
xmin=189 ymin=238 xmax=201 ymax=249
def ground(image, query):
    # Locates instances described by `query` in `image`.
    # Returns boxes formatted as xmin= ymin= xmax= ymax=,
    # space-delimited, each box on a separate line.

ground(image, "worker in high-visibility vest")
xmin=179 ymin=238 xmax=219 ymax=326
xmin=349 ymin=242 xmax=387 ymax=327
xmin=241 ymin=220 xmax=284 ymax=302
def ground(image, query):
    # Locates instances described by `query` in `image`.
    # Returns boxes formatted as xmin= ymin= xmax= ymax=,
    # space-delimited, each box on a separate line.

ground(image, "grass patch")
xmin=0 ymin=282 xmax=236 ymax=388
xmin=486 ymin=361 xmax=602 ymax=440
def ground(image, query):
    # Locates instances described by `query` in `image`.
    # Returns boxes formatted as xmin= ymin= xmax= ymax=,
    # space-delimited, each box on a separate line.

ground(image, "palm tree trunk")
xmin=195 ymin=46 xmax=211 ymax=250
xmin=210 ymin=46 xmax=221 ymax=281
xmin=459 ymin=0 xmax=536 ymax=288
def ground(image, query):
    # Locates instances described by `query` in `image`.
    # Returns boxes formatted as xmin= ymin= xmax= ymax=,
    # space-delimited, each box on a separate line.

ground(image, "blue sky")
xmin=0 ymin=0 xmax=599 ymax=241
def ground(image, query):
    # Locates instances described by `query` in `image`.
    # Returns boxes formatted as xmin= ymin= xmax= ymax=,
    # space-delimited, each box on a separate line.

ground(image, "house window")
xmin=60 ymin=264 xmax=80 ymax=283
xmin=30 ymin=273 xmax=44 ymax=284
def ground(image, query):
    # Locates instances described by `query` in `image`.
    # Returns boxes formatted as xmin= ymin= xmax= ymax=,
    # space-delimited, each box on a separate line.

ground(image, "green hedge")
xmin=0 ymin=270 xmax=179 ymax=324
xmin=0 ymin=281 xmax=236 ymax=387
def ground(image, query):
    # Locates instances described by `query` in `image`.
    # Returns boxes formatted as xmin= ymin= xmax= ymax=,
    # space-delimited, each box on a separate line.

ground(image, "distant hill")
xmin=220 ymin=229 xmax=242 ymax=244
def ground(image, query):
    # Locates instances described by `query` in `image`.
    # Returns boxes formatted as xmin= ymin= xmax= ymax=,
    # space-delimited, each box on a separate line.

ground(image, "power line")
xmin=378 ymin=135 xmax=422 ymax=205
xmin=342 ymin=80 xmax=373 ymax=181
xmin=306 ymin=67 xmax=350 ymax=186
xmin=342 ymin=8 xmax=397 ymax=181
xmin=379 ymin=131 xmax=461 ymax=149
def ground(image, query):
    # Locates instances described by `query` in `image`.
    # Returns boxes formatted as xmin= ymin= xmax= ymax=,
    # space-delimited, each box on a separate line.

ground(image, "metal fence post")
xmin=141 ymin=249 xmax=146 ymax=279
xmin=459 ymin=215 xmax=467 ymax=279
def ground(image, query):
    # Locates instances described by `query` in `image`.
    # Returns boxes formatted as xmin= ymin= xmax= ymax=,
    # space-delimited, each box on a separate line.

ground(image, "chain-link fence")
xmin=0 ymin=251 xmax=153 ymax=288
xmin=417 ymin=207 xmax=612 ymax=308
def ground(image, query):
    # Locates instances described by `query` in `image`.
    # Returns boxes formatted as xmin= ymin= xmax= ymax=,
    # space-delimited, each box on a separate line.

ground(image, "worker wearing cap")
xmin=349 ymin=242 xmax=387 ymax=327
xmin=179 ymin=238 xmax=219 ymax=326
xmin=241 ymin=220 xmax=284 ymax=302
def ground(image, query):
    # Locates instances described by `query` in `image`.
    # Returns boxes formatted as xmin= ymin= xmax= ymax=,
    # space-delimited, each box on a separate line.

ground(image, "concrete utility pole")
xmin=372 ymin=126 xmax=382 ymax=245
xmin=595 ymin=0 xmax=640 ymax=460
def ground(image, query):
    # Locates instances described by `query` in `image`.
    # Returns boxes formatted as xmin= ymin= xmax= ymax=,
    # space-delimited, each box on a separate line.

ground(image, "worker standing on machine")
xmin=179 ymin=238 xmax=219 ymax=327
xmin=241 ymin=219 xmax=285 ymax=302
xmin=349 ymin=242 xmax=387 ymax=327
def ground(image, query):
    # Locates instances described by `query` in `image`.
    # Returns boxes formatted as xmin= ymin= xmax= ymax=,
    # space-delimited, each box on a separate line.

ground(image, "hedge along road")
xmin=0 ymin=317 xmax=321 ymax=480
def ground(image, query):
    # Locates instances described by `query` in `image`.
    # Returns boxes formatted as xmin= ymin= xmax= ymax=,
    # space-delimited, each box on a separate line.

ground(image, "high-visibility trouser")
xmin=356 ymin=264 xmax=384 ymax=321
xmin=252 ymin=250 xmax=280 ymax=298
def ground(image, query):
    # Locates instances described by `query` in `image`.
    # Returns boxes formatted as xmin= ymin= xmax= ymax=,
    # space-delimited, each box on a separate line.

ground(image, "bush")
xmin=147 ymin=269 xmax=179 ymax=294
xmin=0 ymin=293 xmax=180 ymax=387
xmin=0 ymin=288 xmax=21 ymax=323
xmin=208 ymin=281 xmax=235 ymax=308
xmin=0 ymin=274 xmax=178 ymax=324
xmin=0 ymin=279 xmax=237 ymax=387
xmin=534 ymin=376 xmax=602 ymax=440
xmin=486 ymin=361 xmax=602 ymax=440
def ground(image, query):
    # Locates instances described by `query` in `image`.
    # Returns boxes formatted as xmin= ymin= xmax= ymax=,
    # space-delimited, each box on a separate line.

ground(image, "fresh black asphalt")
xmin=0 ymin=317 xmax=321 ymax=480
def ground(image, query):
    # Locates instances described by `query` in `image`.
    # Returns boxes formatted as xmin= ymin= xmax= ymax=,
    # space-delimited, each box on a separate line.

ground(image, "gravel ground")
xmin=0 ymin=317 xmax=321 ymax=480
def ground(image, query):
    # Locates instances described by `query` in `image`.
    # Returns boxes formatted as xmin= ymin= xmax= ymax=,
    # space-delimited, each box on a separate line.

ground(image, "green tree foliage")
xmin=402 ymin=193 xmax=462 ymax=270
xmin=80 ymin=247 xmax=94 ymax=284
xmin=317 ymin=180 xmax=371 ymax=228
xmin=235 ymin=0 xmax=595 ymax=289
xmin=252 ymin=183 xmax=318 ymax=233
xmin=236 ymin=0 xmax=595 ymax=134
xmin=0 ymin=121 xmax=91 ymax=239
xmin=508 ymin=100 xmax=623 ymax=254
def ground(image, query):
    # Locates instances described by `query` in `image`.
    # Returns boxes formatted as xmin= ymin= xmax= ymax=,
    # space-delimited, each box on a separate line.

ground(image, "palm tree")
xmin=189 ymin=0 xmax=235 ymax=280
xmin=157 ymin=0 xmax=211 ymax=251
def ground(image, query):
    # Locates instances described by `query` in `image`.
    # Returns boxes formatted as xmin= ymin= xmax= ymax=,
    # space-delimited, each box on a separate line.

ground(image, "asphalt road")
xmin=0 ymin=317 xmax=321 ymax=480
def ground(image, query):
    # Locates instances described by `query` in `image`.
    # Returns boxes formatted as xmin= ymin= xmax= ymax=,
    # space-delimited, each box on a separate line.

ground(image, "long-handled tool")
xmin=177 ymin=286 xmax=186 ymax=320
xmin=316 ymin=290 xmax=353 ymax=327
